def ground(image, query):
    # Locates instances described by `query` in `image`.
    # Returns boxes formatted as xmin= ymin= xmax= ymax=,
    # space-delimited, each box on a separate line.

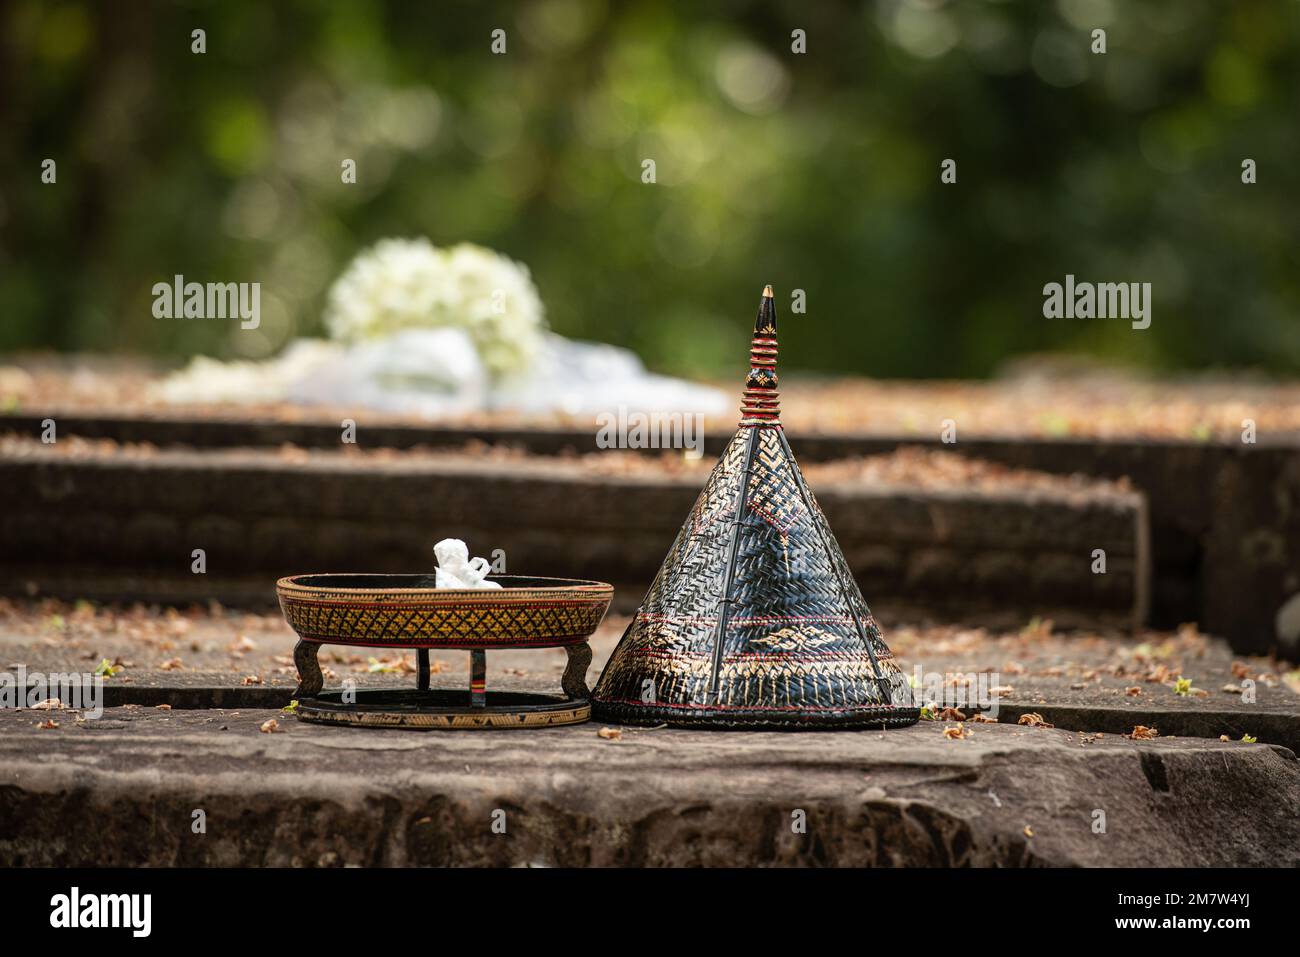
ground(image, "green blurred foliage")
xmin=1 ymin=0 xmax=1298 ymax=378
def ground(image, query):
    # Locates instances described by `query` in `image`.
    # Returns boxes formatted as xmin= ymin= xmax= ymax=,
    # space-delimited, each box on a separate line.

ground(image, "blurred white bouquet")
xmin=324 ymin=239 xmax=544 ymax=378
xmin=154 ymin=236 xmax=727 ymax=419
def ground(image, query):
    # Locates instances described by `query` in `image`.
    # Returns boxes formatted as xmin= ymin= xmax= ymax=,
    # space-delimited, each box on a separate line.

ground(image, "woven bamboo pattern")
xmin=591 ymin=287 xmax=919 ymax=729
xmin=277 ymin=574 xmax=612 ymax=648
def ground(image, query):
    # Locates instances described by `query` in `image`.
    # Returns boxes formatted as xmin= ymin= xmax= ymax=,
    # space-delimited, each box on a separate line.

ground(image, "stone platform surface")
xmin=4 ymin=601 xmax=1299 ymax=866
xmin=5 ymin=602 xmax=1297 ymax=745
xmin=2 ymin=706 xmax=1296 ymax=867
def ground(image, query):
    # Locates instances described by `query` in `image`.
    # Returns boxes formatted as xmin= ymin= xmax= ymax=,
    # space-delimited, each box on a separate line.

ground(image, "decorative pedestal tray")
xmin=277 ymin=574 xmax=613 ymax=729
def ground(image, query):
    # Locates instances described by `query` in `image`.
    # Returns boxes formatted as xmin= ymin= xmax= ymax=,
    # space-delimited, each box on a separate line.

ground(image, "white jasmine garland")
xmin=323 ymin=238 xmax=545 ymax=377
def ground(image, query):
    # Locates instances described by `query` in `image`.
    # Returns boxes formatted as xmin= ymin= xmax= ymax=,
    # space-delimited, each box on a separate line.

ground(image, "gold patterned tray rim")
xmin=277 ymin=573 xmax=614 ymax=603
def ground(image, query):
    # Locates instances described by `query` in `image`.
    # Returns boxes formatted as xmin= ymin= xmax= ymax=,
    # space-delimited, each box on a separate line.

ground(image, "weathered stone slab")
xmin=0 ymin=706 xmax=1294 ymax=867
xmin=17 ymin=679 xmax=1299 ymax=749
xmin=4 ymin=602 xmax=1296 ymax=866
xmin=0 ymin=444 xmax=1148 ymax=628
xmin=10 ymin=411 xmax=1291 ymax=652
xmin=4 ymin=607 xmax=1296 ymax=748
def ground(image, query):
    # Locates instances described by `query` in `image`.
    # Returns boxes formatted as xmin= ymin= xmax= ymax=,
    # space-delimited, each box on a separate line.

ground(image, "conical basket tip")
xmin=753 ymin=287 xmax=777 ymax=335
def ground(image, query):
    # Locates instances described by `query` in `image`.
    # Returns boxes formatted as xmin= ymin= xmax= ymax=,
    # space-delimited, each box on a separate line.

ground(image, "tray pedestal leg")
xmin=470 ymin=649 xmax=487 ymax=708
xmin=562 ymin=642 xmax=592 ymax=700
xmin=293 ymin=640 xmax=323 ymax=698
xmin=417 ymin=649 xmax=430 ymax=691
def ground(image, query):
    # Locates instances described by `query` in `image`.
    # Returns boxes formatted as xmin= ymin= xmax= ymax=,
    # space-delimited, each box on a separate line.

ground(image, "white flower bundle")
xmin=323 ymin=238 xmax=545 ymax=378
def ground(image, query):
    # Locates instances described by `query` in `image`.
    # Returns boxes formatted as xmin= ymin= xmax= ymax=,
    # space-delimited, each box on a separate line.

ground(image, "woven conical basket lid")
xmin=591 ymin=287 xmax=919 ymax=729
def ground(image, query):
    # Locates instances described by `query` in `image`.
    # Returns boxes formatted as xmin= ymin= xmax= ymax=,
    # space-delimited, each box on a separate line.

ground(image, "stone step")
xmin=12 ymin=672 xmax=1299 ymax=752
xmin=1 ymin=705 xmax=1294 ymax=866
xmin=9 ymin=410 xmax=1295 ymax=653
xmin=6 ymin=604 xmax=1295 ymax=750
xmin=0 ymin=443 xmax=1148 ymax=628
xmin=6 ymin=603 xmax=1296 ymax=866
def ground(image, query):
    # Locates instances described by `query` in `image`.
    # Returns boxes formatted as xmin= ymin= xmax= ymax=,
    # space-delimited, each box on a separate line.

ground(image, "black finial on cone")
xmin=742 ymin=285 xmax=780 ymax=424
xmin=755 ymin=284 xmax=777 ymax=335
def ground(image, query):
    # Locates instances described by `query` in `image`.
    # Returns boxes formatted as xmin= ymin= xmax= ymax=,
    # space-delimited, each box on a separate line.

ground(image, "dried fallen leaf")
xmin=597 ymin=727 xmax=622 ymax=741
xmin=1017 ymin=712 xmax=1054 ymax=728
xmin=229 ymin=635 xmax=257 ymax=654
xmin=1126 ymin=725 xmax=1159 ymax=740
xmin=1023 ymin=825 xmax=1034 ymax=838
xmin=241 ymin=674 xmax=263 ymax=686
xmin=968 ymin=713 xmax=997 ymax=724
xmin=989 ymin=685 xmax=1015 ymax=698
xmin=32 ymin=697 xmax=62 ymax=710
xmin=259 ymin=718 xmax=280 ymax=734
xmin=37 ymin=718 xmax=59 ymax=729
xmin=937 ymin=707 xmax=966 ymax=722
xmin=155 ymin=703 xmax=172 ymax=711
xmin=1219 ymin=735 xmax=1229 ymax=742
xmin=1124 ymin=686 xmax=1142 ymax=696
xmin=1221 ymin=684 xmax=1243 ymax=694
xmin=158 ymin=657 xmax=183 ymax=671
xmin=1230 ymin=661 xmax=1251 ymax=680
xmin=943 ymin=725 xmax=971 ymax=739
